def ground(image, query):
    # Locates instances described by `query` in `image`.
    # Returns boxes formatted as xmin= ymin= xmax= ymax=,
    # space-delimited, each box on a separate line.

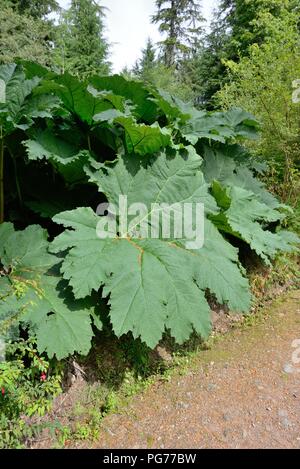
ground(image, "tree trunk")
xmin=165 ymin=0 xmax=176 ymax=67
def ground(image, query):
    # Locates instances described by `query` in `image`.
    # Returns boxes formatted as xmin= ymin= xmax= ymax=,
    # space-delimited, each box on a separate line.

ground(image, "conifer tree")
xmin=152 ymin=0 xmax=204 ymax=67
xmin=55 ymin=0 xmax=111 ymax=79
xmin=0 ymin=3 xmax=58 ymax=66
xmin=6 ymin=0 xmax=60 ymax=19
xmin=134 ymin=38 xmax=157 ymax=78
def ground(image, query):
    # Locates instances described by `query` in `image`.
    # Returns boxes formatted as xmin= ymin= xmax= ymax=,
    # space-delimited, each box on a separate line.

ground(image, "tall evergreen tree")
xmin=140 ymin=38 xmax=157 ymax=75
xmin=0 ymin=3 xmax=57 ymax=66
xmin=189 ymin=13 xmax=229 ymax=108
xmin=5 ymin=0 xmax=60 ymax=19
xmin=55 ymin=0 xmax=111 ymax=79
xmin=152 ymin=0 xmax=204 ymax=67
xmin=0 ymin=7 xmax=49 ymax=65
xmin=133 ymin=38 xmax=157 ymax=78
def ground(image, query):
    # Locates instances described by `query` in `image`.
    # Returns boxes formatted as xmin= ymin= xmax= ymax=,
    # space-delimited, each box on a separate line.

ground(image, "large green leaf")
xmin=23 ymin=276 xmax=98 ymax=360
xmin=0 ymin=223 xmax=57 ymax=277
xmin=85 ymin=147 xmax=219 ymax=219
xmin=180 ymin=107 xmax=260 ymax=145
xmin=146 ymin=87 xmax=191 ymax=123
xmin=90 ymin=75 xmax=158 ymax=123
xmin=211 ymin=182 xmax=300 ymax=263
xmin=0 ymin=277 xmax=36 ymax=339
xmin=0 ymin=63 xmax=59 ymax=135
xmin=114 ymin=117 xmax=171 ymax=156
xmin=51 ymin=152 xmax=251 ymax=347
xmin=23 ymin=129 xmax=91 ymax=184
xmin=87 ymin=150 xmax=251 ymax=312
xmin=36 ymin=73 xmax=117 ymax=125
xmin=0 ymin=275 xmax=99 ymax=360
xmin=202 ymin=145 xmax=281 ymax=209
xmin=0 ymin=223 xmax=100 ymax=359
xmin=21 ymin=60 xmax=50 ymax=79
xmin=51 ymin=208 xmax=212 ymax=347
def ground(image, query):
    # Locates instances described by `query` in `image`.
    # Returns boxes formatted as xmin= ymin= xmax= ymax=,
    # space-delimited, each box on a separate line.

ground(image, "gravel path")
xmin=95 ymin=291 xmax=300 ymax=449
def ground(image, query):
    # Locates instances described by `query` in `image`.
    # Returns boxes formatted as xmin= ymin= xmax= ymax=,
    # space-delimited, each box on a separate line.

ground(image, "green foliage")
xmin=216 ymin=6 xmax=300 ymax=203
xmin=0 ymin=63 xmax=60 ymax=222
xmin=133 ymin=38 xmax=157 ymax=80
xmin=24 ymin=129 xmax=91 ymax=184
xmin=218 ymin=0 xmax=293 ymax=60
xmin=114 ymin=117 xmax=171 ymax=155
xmin=0 ymin=7 xmax=54 ymax=66
xmin=201 ymin=146 xmax=279 ymax=208
xmin=131 ymin=38 xmax=197 ymax=101
xmin=180 ymin=107 xmax=260 ymax=144
xmin=192 ymin=0 xmax=298 ymax=107
xmin=0 ymin=62 xmax=299 ymax=361
xmin=0 ymin=338 xmax=62 ymax=449
xmin=140 ymin=0 xmax=205 ymax=103
xmin=211 ymin=181 xmax=299 ymax=264
xmin=136 ymin=62 xmax=196 ymax=103
xmin=7 ymin=0 xmax=60 ymax=19
xmin=187 ymin=28 xmax=227 ymax=108
xmin=0 ymin=223 xmax=101 ymax=360
xmin=1 ymin=0 xmax=111 ymax=81
xmin=152 ymin=0 xmax=205 ymax=67
xmin=0 ymin=64 xmax=59 ymax=136
xmin=51 ymin=150 xmax=251 ymax=347
xmin=53 ymin=0 xmax=110 ymax=79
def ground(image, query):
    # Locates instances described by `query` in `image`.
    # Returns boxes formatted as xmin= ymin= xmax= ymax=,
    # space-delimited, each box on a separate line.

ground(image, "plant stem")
xmin=8 ymin=148 xmax=22 ymax=209
xmin=87 ymin=134 xmax=92 ymax=152
xmin=0 ymin=133 xmax=4 ymax=224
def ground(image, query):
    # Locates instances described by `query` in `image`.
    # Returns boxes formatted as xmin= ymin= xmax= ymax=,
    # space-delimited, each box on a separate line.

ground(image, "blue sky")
xmin=58 ymin=1 xmax=218 ymax=72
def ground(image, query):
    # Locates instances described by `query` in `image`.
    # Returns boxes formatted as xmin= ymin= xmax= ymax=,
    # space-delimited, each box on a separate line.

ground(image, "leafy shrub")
xmin=0 ymin=338 xmax=62 ymax=448
xmin=216 ymin=10 xmax=300 ymax=202
xmin=0 ymin=62 xmax=299 ymax=361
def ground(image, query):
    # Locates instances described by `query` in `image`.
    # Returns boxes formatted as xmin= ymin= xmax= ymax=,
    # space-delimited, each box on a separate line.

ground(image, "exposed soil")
xmin=89 ymin=290 xmax=300 ymax=449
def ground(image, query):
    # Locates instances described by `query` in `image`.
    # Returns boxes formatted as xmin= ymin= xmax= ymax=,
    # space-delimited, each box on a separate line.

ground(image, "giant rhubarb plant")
xmin=0 ymin=63 xmax=298 ymax=358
